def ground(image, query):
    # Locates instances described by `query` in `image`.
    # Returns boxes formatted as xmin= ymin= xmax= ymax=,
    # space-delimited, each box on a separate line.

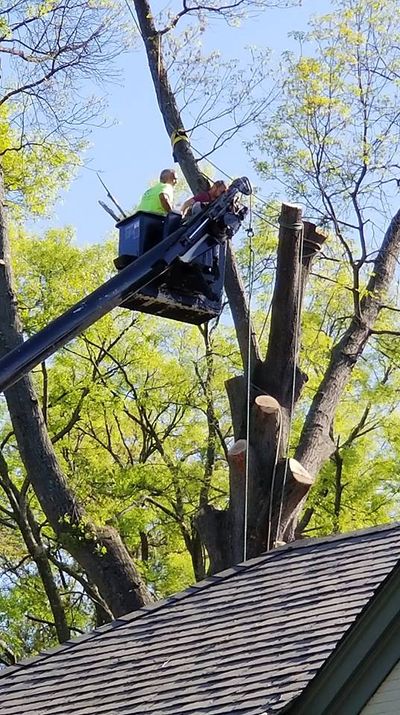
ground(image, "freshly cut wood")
xmin=289 ymin=458 xmax=313 ymax=485
xmin=228 ymin=439 xmax=247 ymax=457
xmin=228 ymin=440 xmax=247 ymax=474
xmin=254 ymin=395 xmax=280 ymax=414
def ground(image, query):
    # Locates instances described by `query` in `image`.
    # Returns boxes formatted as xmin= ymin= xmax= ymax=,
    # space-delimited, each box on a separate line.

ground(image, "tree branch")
xmin=296 ymin=207 xmax=400 ymax=478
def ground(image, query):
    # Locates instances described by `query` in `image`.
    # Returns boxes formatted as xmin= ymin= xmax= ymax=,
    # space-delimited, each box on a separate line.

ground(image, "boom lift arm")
xmin=0 ymin=177 xmax=251 ymax=394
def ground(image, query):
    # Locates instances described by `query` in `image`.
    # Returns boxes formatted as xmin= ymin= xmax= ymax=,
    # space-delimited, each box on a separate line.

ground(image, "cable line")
xmin=122 ymin=0 xmax=142 ymax=36
xmin=243 ymin=195 xmax=255 ymax=562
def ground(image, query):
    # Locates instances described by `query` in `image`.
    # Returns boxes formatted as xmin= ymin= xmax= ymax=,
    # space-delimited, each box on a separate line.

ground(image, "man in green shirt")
xmin=137 ymin=169 xmax=177 ymax=215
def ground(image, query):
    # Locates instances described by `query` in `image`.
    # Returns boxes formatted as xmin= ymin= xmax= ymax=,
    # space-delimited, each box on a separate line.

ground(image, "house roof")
xmin=282 ymin=552 xmax=400 ymax=715
xmin=1 ymin=523 xmax=400 ymax=715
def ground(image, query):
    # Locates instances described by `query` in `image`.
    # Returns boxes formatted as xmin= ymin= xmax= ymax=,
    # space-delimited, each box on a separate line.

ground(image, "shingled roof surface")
xmin=1 ymin=523 xmax=400 ymax=715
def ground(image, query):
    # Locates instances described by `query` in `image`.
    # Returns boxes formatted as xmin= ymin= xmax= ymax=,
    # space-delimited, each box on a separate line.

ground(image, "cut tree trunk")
xmin=196 ymin=205 xmax=324 ymax=568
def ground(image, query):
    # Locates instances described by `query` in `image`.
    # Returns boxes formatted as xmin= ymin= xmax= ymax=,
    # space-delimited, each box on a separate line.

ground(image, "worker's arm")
xmin=181 ymin=197 xmax=195 ymax=216
xmin=159 ymin=191 xmax=173 ymax=213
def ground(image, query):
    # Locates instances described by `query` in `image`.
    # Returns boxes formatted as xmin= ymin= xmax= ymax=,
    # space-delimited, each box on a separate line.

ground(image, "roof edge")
xmin=1 ymin=520 xmax=399 ymax=681
xmin=282 ymin=558 xmax=400 ymax=714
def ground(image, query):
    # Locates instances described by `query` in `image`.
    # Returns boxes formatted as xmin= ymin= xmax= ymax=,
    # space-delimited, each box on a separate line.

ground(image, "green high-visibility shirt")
xmin=137 ymin=182 xmax=174 ymax=215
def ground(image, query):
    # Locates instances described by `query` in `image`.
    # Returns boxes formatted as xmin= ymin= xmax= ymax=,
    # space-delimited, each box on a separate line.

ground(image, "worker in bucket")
xmin=137 ymin=169 xmax=178 ymax=216
xmin=181 ymin=180 xmax=227 ymax=217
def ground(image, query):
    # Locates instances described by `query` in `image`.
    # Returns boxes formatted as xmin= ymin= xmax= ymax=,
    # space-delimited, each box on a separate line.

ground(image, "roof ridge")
xmin=279 ymin=520 xmax=400 ymax=552
xmin=2 ymin=520 xmax=399 ymax=680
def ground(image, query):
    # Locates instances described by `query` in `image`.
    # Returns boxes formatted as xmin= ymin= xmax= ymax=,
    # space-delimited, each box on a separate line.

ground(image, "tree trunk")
xmin=0 ymin=167 xmax=151 ymax=616
xmin=196 ymin=206 xmax=323 ymax=564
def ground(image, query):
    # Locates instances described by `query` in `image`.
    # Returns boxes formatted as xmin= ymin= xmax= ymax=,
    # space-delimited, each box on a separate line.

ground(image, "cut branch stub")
xmin=228 ymin=438 xmax=253 ymax=534
xmin=270 ymin=459 xmax=314 ymax=544
xmin=251 ymin=394 xmax=286 ymax=466
xmin=228 ymin=439 xmax=247 ymax=473
xmin=288 ymin=458 xmax=313 ymax=486
xmin=228 ymin=438 xmax=258 ymax=565
xmin=302 ymin=221 xmax=328 ymax=266
xmin=254 ymin=395 xmax=280 ymax=415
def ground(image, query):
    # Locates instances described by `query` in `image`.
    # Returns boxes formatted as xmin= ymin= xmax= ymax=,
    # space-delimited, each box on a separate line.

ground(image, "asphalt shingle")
xmin=1 ymin=523 xmax=400 ymax=715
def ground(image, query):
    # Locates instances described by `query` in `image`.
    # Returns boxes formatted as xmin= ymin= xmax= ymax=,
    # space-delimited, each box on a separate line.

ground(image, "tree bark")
xmin=0 ymin=167 xmax=151 ymax=616
xmin=196 ymin=205 xmax=318 ymax=564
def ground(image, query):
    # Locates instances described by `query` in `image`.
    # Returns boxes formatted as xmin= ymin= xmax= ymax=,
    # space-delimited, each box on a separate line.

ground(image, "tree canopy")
xmin=2 ymin=0 xmax=400 ymax=665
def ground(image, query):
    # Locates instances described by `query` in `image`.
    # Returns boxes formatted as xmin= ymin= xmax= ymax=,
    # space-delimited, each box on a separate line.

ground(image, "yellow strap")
xmin=171 ymin=129 xmax=189 ymax=147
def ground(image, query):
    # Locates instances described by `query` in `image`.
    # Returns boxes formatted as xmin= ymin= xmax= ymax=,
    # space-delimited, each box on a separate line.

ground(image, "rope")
xmin=275 ymin=223 xmax=305 ymax=543
xmin=243 ymin=195 xmax=255 ymax=562
xmin=278 ymin=220 xmax=304 ymax=231
xmin=266 ymin=410 xmax=283 ymax=551
xmin=171 ymin=129 xmax=190 ymax=161
xmin=258 ymin=294 xmax=273 ymax=344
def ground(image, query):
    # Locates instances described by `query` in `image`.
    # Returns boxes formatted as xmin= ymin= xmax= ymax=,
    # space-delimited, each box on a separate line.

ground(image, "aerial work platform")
xmin=0 ymin=177 xmax=251 ymax=393
xmin=115 ymin=208 xmax=227 ymax=324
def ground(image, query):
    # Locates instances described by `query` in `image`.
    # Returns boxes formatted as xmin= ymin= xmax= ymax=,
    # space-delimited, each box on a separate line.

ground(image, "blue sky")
xmin=34 ymin=0 xmax=331 ymax=247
